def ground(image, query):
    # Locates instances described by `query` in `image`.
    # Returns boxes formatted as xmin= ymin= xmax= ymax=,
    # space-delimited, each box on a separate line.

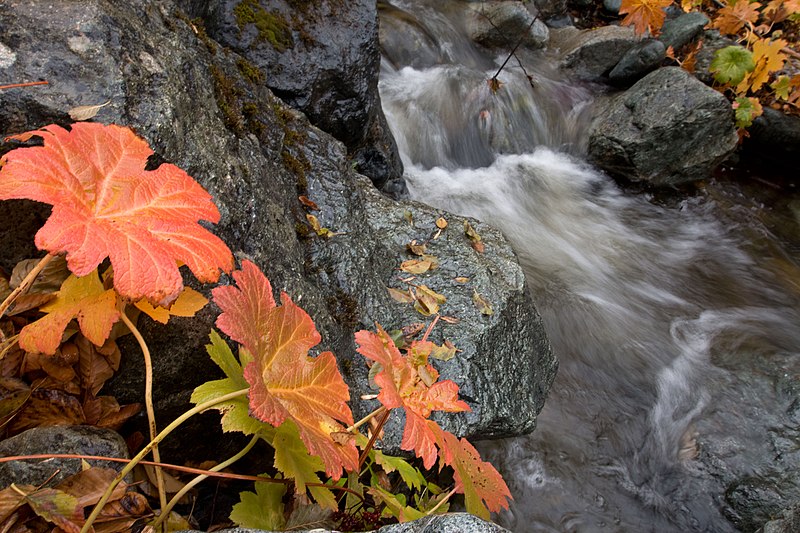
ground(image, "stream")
xmin=378 ymin=1 xmax=800 ymax=531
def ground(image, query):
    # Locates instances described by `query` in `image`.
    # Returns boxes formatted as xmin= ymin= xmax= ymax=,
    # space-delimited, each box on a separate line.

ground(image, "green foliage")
xmin=733 ymin=96 xmax=764 ymax=129
xmin=710 ymin=46 xmax=755 ymax=86
xmin=234 ymin=0 xmax=293 ymax=52
xmin=230 ymin=481 xmax=287 ymax=530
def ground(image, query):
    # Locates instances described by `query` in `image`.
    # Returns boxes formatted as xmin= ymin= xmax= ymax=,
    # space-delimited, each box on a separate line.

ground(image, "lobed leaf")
xmin=710 ymin=46 xmax=755 ymax=86
xmin=213 ymin=260 xmax=357 ymax=479
xmin=713 ymin=1 xmax=761 ymax=35
xmin=18 ymin=272 xmax=120 ymax=355
xmin=619 ymin=0 xmax=672 ymax=36
xmin=272 ymin=421 xmax=338 ymax=509
xmin=0 ymin=123 xmax=233 ymax=306
xmin=230 ymin=481 xmax=286 ymax=530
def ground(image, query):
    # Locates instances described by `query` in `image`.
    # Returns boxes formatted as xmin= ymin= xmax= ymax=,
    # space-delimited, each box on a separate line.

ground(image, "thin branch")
xmin=489 ymin=14 xmax=539 ymax=84
xmin=357 ymin=408 xmax=392 ymax=469
xmin=0 ymin=81 xmax=49 ymax=91
xmin=426 ymin=486 xmax=458 ymax=516
xmin=0 ymin=253 xmax=57 ymax=319
xmin=346 ymin=406 xmax=387 ymax=433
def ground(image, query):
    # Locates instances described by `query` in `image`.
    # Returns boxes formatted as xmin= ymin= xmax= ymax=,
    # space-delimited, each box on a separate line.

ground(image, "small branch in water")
xmin=488 ymin=13 xmax=540 ymax=90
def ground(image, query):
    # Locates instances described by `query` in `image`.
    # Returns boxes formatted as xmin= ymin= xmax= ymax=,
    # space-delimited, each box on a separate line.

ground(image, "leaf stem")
xmin=0 ymin=81 xmax=49 ymax=91
xmin=358 ymin=408 xmax=392 ymax=469
xmin=346 ymin=406 xmax=387 ymax=433
xmin=150 ymin=434 xmax=259 ymax=529
xmin=426 ymin=486 xmax=458 ymax=516
xmin=0 ymin=253 xmax=57 ymax=318
xmin=117 ymin=302 xmax=167 ymax=527
xmin=80 ymin=388 xmax=249 ymax=533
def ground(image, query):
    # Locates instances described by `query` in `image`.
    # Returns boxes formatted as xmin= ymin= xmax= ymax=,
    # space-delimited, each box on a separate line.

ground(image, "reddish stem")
xmin=0 ymin=81 xmax=49 ymax=90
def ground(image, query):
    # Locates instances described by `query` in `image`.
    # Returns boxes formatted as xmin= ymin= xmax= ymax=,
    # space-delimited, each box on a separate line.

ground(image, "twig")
xmin=346 ymin=405 xmax=387 ymax=433
xmin=0 ymin=253 xmax=57 ymax=318
xmin=489 ymin=14 xmax=539 ymax=85
xmin=0 ymin=81 xmax=49 ymax=91
xmin=426 ymin=486 xmax=458 ymax=516
xmin=117 ymin=303 xmax=167 ymax=528
xmin=81 ymin=388 xmax=250 ymax=533
xmin=357 ymin=408 xmax=392 ymax=469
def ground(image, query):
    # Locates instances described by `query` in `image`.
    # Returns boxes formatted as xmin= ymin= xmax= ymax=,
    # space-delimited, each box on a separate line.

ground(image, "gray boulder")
xmin=658 ymin=11 xmax=709 ymax=51
xmin=0 ymin=0 xmax=555 ymax=465
xmin=0 ymin=426 xmax=128 ymax=487
xmin=588 ymin=67 xmax=738 ymax=186
xmin=608 ymin=38 xmax=666 ymax=85
xmin=194 ymin=0 xmax=403 ymax=193
xmin=467 ymin=1 xmax=549 ymax=49
xmin=530 ymin=0 xmax=569 ymax=26
xmin=553 ymin=25 xmax=639 ymax=80
xmin=181 ymin=513 xmax=511 ymax=532
xmin=758 ymin=501 xmax=800 ymax=533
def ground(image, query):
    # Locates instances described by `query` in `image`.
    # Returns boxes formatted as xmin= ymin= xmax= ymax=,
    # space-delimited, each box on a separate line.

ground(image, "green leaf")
xmin=230 ymin=480 xmax=286 ymax=530
xmin=368 ymin=486 xmax=426 ymax=523
xmin=373 ymin=451 xmax=427 ymax=492
xmin=733 ymin=96 xmax=763 ymax=129
xmin=710 ymin=46 xmax=755 ymax=86
xmin=272 ymin=421 xmax=338 ymax=509
xmin=191 ymin=332 xmax=271 ymax=435
xmin=772 ymin=75 xmax=792 ymax=100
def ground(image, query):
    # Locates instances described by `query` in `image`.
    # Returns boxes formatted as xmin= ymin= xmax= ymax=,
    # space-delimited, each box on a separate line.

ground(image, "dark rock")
xmin=603 ymin=0 xmax=622 ymax=14
xmin=553 ymin=25 xmax=638 ymax=81
xmin=0 ymin=0 xmax=555 ymax=464
xmin=200 ymin=0 xmax=404 ymax=193
xmin=759 ymin=501 xmax=800 ymax=533
xmin=588 ymin=67 xmax=738 ymax=186
xmin=658 ymin=11 xmax=709 ymax=51
xmin=608 ymin=38 xmax=666 ymax=85
xmin=181 ymin=513 xmax=511 ymax=532
xmin=467 ymin=1 xmax=549 ymax=49
xmin=743 ymin=108 xmax=800 ymax=178
xmin=724 ymin=476 xmax=791 ymax=532
xmin=530 ymin=0 xmax=569 ymax=25
xmin=693 ymin=30 xmax=738 ymax=86
xmin=0 ymin=426 xmax=128 ymax=487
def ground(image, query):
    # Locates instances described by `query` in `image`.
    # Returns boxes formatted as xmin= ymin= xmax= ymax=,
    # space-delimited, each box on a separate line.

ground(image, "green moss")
xmin=295 ymin=221 xmax=313 ymax=240
xmin=234 ymin=0 xmax=293 ymax=52
xmin=236 ymin=57 xmax=264 ymax=84
xmin=209 ymin=65 xmax=244 ymax=134
xmin=175 ymin=11 xmax=217 ymax=54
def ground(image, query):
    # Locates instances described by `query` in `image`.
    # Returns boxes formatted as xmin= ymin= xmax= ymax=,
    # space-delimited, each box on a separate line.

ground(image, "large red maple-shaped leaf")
xmin=0 ymin=123 xmax=233 ymax=306
xmin=354 ymin=325 xmax=470 ymax=469
xmin=212 ymin=260 xmax=357 ymax=479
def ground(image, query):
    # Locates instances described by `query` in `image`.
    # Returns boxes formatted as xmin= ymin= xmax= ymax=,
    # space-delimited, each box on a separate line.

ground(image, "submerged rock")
xmin=0 ymin=0 xmax=555 ymax=463
xmin=588 ymin=67 xmax=738 ymax=186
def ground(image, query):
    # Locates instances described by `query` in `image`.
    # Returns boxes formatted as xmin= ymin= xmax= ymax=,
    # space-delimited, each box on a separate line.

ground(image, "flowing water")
xmin=378 ymin=2 xmax=800 ymax=531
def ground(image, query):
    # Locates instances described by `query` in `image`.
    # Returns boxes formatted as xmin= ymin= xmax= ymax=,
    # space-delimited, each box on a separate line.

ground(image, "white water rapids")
xmin=378 ymin=2 xmax=800 ymax=531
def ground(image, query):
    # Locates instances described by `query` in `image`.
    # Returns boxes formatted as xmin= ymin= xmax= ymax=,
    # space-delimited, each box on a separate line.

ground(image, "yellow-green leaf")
xmin=472 ymin=291 xmax=493 ymax=316
xmin=272 ymin=421 xmax=338 ymax=509
xmin=230 ymin=480 xmax=286 ymax=530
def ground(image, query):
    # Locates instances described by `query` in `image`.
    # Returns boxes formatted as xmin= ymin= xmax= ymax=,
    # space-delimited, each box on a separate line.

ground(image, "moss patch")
xmin=236 ymin=57 xmax=264 ymax=85
xmin=209 ymin=64 xmax=244 ymax=134
xmin=234 ymin=0 xmax=293 ymax=52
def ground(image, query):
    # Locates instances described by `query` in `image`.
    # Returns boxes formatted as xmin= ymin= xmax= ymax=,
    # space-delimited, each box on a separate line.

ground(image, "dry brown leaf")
xmin=400 ymin=259 xmax=433 ymax=275
xmin=68 ymin=100 xmax=111 ymax=121
xmin=401 ymin=323 xmax=426 ymax=339
xmin=76 ymin=335 xmax=116 ymax=396
xmin=298 ymin=195 xmax=318 ymax=210
xmin=472 ymin=291 xmax=494 ymax=316
xmin=454 ymin=277 xmax=469 ymax=283
xmin=435 ymin=217 xmax=448 ymax=229
xmin=406 ymin=240 xmax=427 ymax=256
xmin=10 ymin=256 xmax=69 ymax=293
xmin=387 ymin=287 xmax=415 ymax=304
xmin=57 ymin=467 xmax=127 ymax=509
xmin=440 ymin=316 xmax=460 ymax=324
xmin=414 ymin=285 xmax=446 ymax=316
xmin=9 ymin=388 xmax=85 ymax=434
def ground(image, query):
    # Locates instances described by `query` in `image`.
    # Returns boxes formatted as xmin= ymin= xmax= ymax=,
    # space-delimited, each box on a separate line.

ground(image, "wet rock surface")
xmin=193 ymin=0 xmax=404 ymax=193
xmin=553 ymin=24 xmax=638 ymax=80
xmin=588 ymin=67 xmax=738 ymax=186
xmin=0 ymin=0 xmax=555 ymax=464
xmin=0 ymin=426 xmax=128 ymax=487
xmin=466 ymin=1 xmax=549 ymax=49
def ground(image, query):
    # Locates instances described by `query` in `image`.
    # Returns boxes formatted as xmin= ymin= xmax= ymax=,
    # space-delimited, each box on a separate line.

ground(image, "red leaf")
xmin=619 ymin=0 xmax=672 ymax=36
xmin=355 ymin=325 xmax=470 ymax=469
xmin=430 ymin=421 xmax=512 ymax=519
xmin=0 ymin=123 xmax=233 ymax=306
xmin=212 ymin=260 xmax=357 ymax=479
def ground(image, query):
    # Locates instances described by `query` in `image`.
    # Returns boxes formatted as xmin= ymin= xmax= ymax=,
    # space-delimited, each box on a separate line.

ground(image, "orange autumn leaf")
xmin=429 ymin=421 xmax=511 ymax=519
xmin=18 ymin=272 xmax=119 ymax=355
xmin=619 ymin=0 xmax=672 ymax=36
xmin=212 ymin=260 xmax=357 ymax=479
xmin=354 ymin=324 xmax=470 ymax=469
xmin=0 ymin=123 xmax=233 ymax=306
xmin=134 ymin=286 xmax=208 ymax=324
xmin=713 ymin=1 xmax=761 ymax=35
xmin=739 ymin=37 xmax=787 ymax=93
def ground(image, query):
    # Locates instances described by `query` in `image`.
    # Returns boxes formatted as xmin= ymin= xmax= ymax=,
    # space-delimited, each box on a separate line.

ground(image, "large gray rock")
xmin=194 ymin=0 xmax=403 ymax=193
xmin=588 ymin=67 xmax=738 ymax=186
xmin=553 ymin=25 xmax=638 ymax=80
xmin=608 ymin=38 xmax=666 ymax=85
xmin=0 ymin=426 xmax=128 ymax=487
xmin=744 ymin=108 xmax=800 ymax=177
xmin=467 ymin=1 xmax=549 ymax=49
xmin=658 ymin=11 xmax=709 ymax=51
xmin=182 ymin=513 xmax=511 ymax=532
xmin=759 ymin=501 xmax=800 ymax=533
xmin=0 ymin=0 xmax=555 ymax=465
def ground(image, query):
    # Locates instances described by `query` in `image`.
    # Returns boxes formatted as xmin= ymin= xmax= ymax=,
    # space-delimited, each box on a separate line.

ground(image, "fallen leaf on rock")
xmin=403 ymin=210 xmax=414 ymax=225
xmin=298 ymin=195 xmax=318 ymax=210
xmin=400 ymin=259 xmax=433 ymax=275
xmin=10 ymin=256 xmax=69 ymax=293
xmin=401 ymin=323 xmax=426 ymax=339
xmin=9 ymin=388 xmax=85 ymax=434
xmin=68 ymin=100 xmax=111 ymax=121
xmin=414 ymin=285 xmax=446 ymax=316
xmin=464 ymin=221 xmax=484 ymax=253
xmin=454 ymin=277 xmax=469 ymax=284
xmin=440 ymin=316 xmax=460 ymax=324
xmin=387 ymin=287 xmax=415 ymax=304
xmin=472 ymin=291 xmax=493 ymax=316
xmin=406 ymin=240 xmax=427 ymax=256
xmin=134 ymin=286 xmax=208 ymax=324
xmin=430 ymin=340 xmax=458 ymax=361
xmin=435 ymin=217 xmax=448 ymax=229
xmin=306 ymin=214 xmax=337 ymax=238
